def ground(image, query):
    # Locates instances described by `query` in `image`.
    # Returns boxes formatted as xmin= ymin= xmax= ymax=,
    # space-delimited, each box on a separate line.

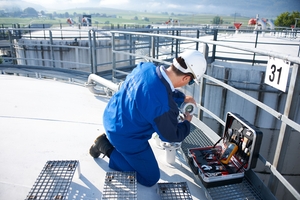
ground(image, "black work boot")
xmin=89 ymin=133 xmax=114 ymax=158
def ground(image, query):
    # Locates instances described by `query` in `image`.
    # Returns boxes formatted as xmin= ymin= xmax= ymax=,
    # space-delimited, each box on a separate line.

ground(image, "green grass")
xmin=0 ymin=13 xmax=250 ymax=28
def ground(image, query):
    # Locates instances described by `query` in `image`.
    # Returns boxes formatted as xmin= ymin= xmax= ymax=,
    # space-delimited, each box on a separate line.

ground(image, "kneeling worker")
xmin=89 ymin=50 xmax=207 ymax=187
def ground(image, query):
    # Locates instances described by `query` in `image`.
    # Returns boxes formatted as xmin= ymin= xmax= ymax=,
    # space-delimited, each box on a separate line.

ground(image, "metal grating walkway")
xmin=206 ymin=179 xmax=262 ymax=200
xmin=25 ymin=160 xmax=79 ymax=200
xmin=102 ymin=171 xmax=137 ymax=200
xmin=157 ymin=182 xmax=193 ymax=200
xmin=181 ymin=124 xmax=214 ymax=154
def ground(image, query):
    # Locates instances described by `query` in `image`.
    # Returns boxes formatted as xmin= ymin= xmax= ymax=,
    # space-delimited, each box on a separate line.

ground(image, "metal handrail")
xmin=110 ymin=30 xmax=300 ymax=64
xmin=259 ymin=155 xmax=300 ymax=200
xmin=110 ymin=48 xmax=300 ymax=133
xmin=110 ymin=31 xmax=300 ymax=199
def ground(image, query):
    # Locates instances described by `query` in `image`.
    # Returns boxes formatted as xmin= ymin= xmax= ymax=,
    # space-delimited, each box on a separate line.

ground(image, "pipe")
xmin=85 ymin=74 xmax=120 ymax=95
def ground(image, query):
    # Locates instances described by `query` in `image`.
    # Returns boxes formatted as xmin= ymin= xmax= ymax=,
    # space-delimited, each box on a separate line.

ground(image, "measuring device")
xmin=180 ymin=102 xmax=196 ymax=115
xmin=220 ymin=143 xmax=238 ymax=165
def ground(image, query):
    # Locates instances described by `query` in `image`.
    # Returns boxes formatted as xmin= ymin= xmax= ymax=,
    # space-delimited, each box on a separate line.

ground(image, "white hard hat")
xmin=173 ymin=50 xmax=207 ymax=84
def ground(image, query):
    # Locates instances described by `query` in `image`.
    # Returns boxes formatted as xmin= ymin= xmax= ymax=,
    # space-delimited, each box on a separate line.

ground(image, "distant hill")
xmin=0 ymin=0 xmax=44 ymax=11
xmin=146 ymin=0 xmax=299 ymax=18
xmin=0 ymin=0 xmax=299 ymax=18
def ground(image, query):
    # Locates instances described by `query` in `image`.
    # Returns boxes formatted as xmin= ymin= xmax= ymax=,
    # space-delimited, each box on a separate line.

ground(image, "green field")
xmin=0 ymin=8 xmax=251 ymax=28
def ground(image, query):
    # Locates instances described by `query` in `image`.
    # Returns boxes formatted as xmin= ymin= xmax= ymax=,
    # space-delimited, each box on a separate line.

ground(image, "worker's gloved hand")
xmin=184 ymin=95 xmax=196 ymax=105
xmin=183 ymin=112 xmax=193 ymax=122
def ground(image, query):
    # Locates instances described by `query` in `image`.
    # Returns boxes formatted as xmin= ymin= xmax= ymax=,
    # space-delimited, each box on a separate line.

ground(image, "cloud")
xmin=167 ymin=3 xmax=180 ymax=9
xmin=22 ymin=0 xmax=93 ymax=9
xmin=71 ymin=0 xmax=90 ymax=3
xmin=99 ymin=0 xmax=129 ymax=7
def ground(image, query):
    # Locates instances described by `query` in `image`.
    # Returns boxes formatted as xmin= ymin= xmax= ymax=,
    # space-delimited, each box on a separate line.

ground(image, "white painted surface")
xmin=0 ymin=75 xmax=208 ymax=200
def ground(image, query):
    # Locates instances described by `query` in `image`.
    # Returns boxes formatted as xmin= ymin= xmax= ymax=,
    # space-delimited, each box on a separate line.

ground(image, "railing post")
xmin=270 ymin=63 xmax=300 ymax=194
xmin=60 ymin=23 xmax=63 ymax=39
xmin=49 ymin=30 xmax=55 ymax=68
xmin=175 ymin=30 xmax=179 ymax=57
xmin=273 ymin=63 xmax=299 ymax=168
xmin=29 ymin=24 xmax=32 ymax=39
xmin=17 ymin=23 xmax=21 ymax=39
xmin=196 ymin=30 xmax=200 ymax=50
xmin=88 ymin=30 xmax=93 ymax=73
xmin=129 ymin=34 xmax=133 ymax=66
xmin=1 ymin=24 xmax=4 ymax=39
xmin=111 ymin=32 xmax=116 ymax=79
xmin=156 ymin=30 xmax=160 ymax=59
xmin=212 ymin=29 xmax=217 ymax=62
xmin=92 ymin=30 xmax=97 ymax=73
xmin=8 ymin=30 xmax=15 ymax=64
xmin=151 ymin=36 xmax=155 ymax=59
xmin=156 ymin=35 xmax=159 ymax=59
xmin=297 ymin=40 xmax=300 ymax=57
xmin=203 ymin=43 xmax=209 ymax=62
xmin=199 ymin=43 xmax=209 ymax=121
xmin=43 ymin=24 xmax=46 ymax=39
xmin=171 ymin=30 xmax=175 ymax=57
xmin=252 ymin=30 xmax=259 ymax=66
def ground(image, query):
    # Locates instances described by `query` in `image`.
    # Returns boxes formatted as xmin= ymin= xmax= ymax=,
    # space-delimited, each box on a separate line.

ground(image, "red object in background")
xmin=234 ymin=22 xmax=242 ymax=29
xmin=248 ymin=18 xmax=256 ymax=25
xmin=67 ymin=18 xmax=72 ymax=24
xmin=291 ymin=25 xmax=295 ymax=29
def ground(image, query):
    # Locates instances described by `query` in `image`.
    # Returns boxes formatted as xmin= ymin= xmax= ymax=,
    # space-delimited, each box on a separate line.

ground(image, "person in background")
xmin=89 ymin=49 xmax=207 ymax=187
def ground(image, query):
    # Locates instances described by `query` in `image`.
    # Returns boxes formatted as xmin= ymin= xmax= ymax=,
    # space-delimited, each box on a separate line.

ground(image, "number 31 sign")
xmin=264 ymin=57 xmax=290 ymax=92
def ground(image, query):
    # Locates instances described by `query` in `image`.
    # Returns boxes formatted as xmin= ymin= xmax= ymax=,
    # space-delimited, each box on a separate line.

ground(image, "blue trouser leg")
xmin=108 ymin=143 xmax=160 ymax=187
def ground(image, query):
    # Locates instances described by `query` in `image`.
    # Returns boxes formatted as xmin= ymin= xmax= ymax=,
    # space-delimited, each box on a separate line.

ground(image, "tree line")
xmin=0 ymin=7 xmax=113 ymax=20
xmin=1 ymin=7 xmax=300 ymax=27
xmin=211 ymin=11 xmax=300 ymax=27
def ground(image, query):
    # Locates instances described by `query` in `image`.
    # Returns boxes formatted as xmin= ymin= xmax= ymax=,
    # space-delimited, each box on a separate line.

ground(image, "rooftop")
xmin=0 ymin=74 xmax=207 ymax=200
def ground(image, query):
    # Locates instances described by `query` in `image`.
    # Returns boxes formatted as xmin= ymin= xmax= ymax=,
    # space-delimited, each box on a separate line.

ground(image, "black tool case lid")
xmin=218 ymin=112 xmax=263 ymax=170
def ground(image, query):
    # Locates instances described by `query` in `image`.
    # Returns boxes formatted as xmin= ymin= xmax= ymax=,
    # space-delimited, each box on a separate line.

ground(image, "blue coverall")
xmin=103 ymin=62 xmax=191 ymax=186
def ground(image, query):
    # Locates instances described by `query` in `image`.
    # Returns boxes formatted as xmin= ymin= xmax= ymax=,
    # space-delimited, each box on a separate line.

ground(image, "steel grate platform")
xmin=206 ymin=179 xmax=262 ymax=200
xmin=102 ymin=171 xmax=137 ymax=200
xmin=25 ymin=160 xmax=79 ymax=200
xmin=181 ymin=124 xmax=214 ymax=156
xmin=157 ymin=182 xmax=193 ymax=200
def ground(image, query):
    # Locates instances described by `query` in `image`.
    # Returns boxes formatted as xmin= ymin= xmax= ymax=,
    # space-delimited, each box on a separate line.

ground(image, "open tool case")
xmin=188 ymin=112 xmax=263 ymax=187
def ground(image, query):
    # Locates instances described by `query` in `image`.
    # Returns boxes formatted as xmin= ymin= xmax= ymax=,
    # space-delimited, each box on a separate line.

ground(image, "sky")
xmin=20 ymin=0 xmax=211 ymax=13
xmin=4 ymin=0 xmax=300 ymax=17
xmin=22 ymin=0 xmax=169 ymax=11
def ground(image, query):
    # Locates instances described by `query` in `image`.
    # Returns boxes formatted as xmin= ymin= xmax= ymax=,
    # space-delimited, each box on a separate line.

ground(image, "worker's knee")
xmin=137 ymin=169 xmax=160 ymax=187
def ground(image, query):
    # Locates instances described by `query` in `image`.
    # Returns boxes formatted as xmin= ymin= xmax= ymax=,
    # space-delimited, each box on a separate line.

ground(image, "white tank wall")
xmin=15 ymin=38 xmax=130 ymax=73
xmin=205 ymin=61 xmax=299 ymax=127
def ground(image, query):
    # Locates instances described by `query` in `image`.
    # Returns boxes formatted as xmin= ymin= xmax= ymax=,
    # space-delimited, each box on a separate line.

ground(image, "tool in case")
xmin=188 ymin=112 xmax=263 ymax=187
